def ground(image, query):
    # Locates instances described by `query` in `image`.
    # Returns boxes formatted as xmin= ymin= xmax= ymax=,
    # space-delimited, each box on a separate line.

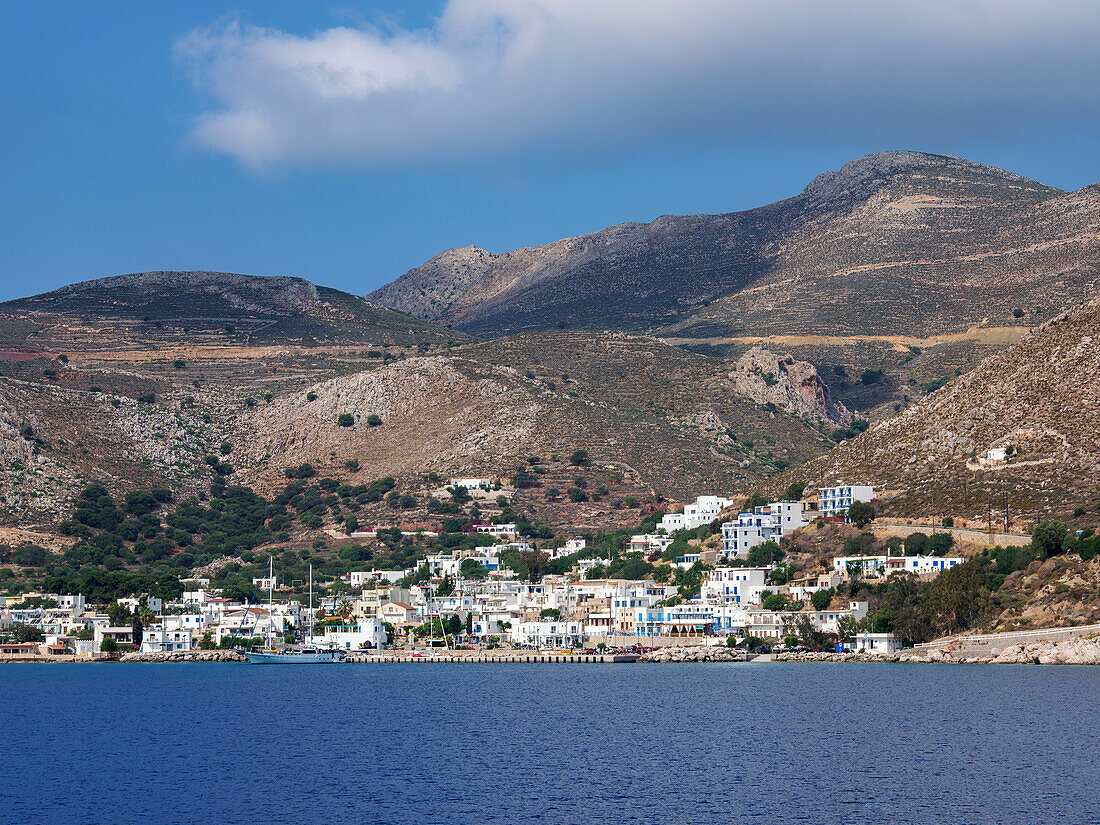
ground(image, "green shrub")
xmin=337 ymin=413 xmax=355 ymax=427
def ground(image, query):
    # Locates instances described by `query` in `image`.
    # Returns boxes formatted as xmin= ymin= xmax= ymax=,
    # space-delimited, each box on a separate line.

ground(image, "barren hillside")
xmin=781 ymin=298 xmax=1100 ymax=526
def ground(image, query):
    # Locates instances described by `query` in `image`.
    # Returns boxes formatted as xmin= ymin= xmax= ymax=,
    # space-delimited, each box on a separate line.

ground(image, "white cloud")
xmin=178 ymin=0 xmax=1100 ymax=168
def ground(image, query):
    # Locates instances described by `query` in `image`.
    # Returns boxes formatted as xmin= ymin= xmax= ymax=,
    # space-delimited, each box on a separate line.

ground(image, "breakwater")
xmin=345 ymin=652 xmax=640 ymax=663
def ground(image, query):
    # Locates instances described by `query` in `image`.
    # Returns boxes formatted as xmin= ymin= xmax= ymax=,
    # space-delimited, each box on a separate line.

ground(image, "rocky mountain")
xmin=781 ymin=297 xmax=1100 ymax=526
xmin=371 ymin=152 xmax=1100 ymax=420
xmin=0 ymin=271 xmax=463 ymax=350
xmin=373 ymin=151 xmax=1095 ymax=343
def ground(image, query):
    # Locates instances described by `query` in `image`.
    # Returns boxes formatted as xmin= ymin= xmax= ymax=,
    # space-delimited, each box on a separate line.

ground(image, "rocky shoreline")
xmin=118 ymin=650 xmax=248 ymax=663
xmin=775 ymin=637 xmax=1100 ymax=665
xmin=640 ymin=646 xmax=750 ymax=663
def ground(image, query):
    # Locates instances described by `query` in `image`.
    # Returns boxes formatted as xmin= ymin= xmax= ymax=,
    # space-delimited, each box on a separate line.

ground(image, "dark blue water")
xmin=1 ymin=663 xmax=1097 ymax=824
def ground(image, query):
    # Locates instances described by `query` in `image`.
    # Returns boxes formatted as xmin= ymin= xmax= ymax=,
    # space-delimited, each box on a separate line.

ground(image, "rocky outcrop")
xmin=119 ymin=650 xmax=248 ymax=663
xmin=640 ymin=645 xmax=749 ymax=663
xmin=729 ymin=346 xmax=852 ymax=425
xmin=774 ymin=636 xmax=1100 ymax=665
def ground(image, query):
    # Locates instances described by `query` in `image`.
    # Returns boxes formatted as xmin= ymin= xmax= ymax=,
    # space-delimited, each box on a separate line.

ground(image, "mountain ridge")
xmin=369 ymin=151 xmax=1088 ymax=345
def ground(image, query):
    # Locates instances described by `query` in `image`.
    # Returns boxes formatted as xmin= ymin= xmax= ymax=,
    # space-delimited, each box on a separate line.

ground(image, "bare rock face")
xmin=729 ymin=347 xmax=853 ymax=425
xmin=0 ymin=391 xmax=35 ymax=466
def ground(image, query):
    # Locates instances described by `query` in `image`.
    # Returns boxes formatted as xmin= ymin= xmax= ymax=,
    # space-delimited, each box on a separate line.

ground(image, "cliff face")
xmin=728 ymin=347 xmax=852 ymax=426
xmin=370 ymin=151 xmax=1095 ymax=343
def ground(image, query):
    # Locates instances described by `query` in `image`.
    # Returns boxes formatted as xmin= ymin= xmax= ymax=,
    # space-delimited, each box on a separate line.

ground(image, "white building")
xmin=629 ymin=534 xmax=675 ymax=555
xmin=721 ymin=501 xmax=806 ymax=558
xmin=832 ymin=555 xmax=889 ymax=577
xmin=474 ymin=523 xmax=517 ymax=540
xmin=701 ymin=567 xmax=771 ymax=605
xmin=511 ymin=620 xmax=584 ymax=648
xmin=850 ymin=632 xmax=901 ymax=653
xmin=979 ymin=447 xmax=1007 ymax=467
xmin=881 ymin=556 xmax=965 ymax=576
xmin=140 ymin=626 xmax=194 ymax=652
xmin=659 ymin=495 xmax=732 ymax=533
xmin=834 ymin=554 xmax=964 ymax=578
xmin=550 ymin=537 xmax=587 ymax=559
xmin=319 ymin=617 xmax=387 ymax=650
xmin=449 ymin=477 xmax=492 ymax=491
xmin=819 ymin=484 xmax=875 ymax=517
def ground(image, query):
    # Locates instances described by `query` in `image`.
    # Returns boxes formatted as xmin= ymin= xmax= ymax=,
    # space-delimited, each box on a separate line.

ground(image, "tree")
xmin=366 ymin=414 xmax=383 ymax=427
xmin=337 ymin=413 xmax=355 ymax=427
xmin=762 ymin=592 xmax=788 ymax=611
xmin=925 ymin=532 xmax=954 ymax=557
xmin=811 ymin=587 xmax=834 ymax=611
xmin=100 ymin=636 xmax=119 ymax=653
xmin=336 ymin=599 xmax=354 ymax=621
xmin=848 ymin=500 xmax=875 ymax=528
xmin=131 ymin=612 xmax=144 ymax=648
xmin=540 ymin=608 xmax=562 ymax=620
xmin=835 ymin=615 xmax=858 ymax=643
xmin=12 ymin=623 xmax=43 ymax=643
xmin=904 ymin=532 xmax=928 ymax=556
xmin=570 ymin=449 xmax=589 ymax=466
xmin=781 ymin=482 xmax=806 ymax=502
xmin=107 ymin=601 xmax=131 ymax=626
xmin=448 ymin=485 xmax=471 ymax=504
xmin=747 ymin=540 xmax=784 ymax=567
xmin=1031 ymin=521 xmax=1068 ymax=559
xmin=460 ymin=558 xmax=488 ymax=579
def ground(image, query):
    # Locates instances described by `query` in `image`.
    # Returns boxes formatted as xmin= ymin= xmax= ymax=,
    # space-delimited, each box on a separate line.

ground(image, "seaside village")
xmin=0 ymin=480 xmax=974 ymax=659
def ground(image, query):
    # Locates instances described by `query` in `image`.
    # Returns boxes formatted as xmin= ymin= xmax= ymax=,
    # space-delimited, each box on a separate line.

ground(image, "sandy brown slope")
xmin=778 ymin=298 xmax=1100 ymax=527
xmin=231 ymin=334 xmax=840 ymax=501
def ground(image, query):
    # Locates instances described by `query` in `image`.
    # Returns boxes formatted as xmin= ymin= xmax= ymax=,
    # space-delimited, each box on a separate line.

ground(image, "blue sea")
xmin=1 ymin=662 xmax=1097 ymax=825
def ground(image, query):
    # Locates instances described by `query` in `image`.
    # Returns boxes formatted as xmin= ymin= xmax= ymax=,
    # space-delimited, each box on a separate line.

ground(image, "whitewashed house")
xmin=659 ymin=495 xmax=732 ymax=533
xmin=819 ymin=484 xmax=875 ymax=517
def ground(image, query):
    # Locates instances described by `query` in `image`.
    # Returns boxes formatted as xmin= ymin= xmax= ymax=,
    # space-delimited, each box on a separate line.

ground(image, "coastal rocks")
xmin=774 ymin=650 xmax=893 ymax=663
xmin=119 ymin=650 xmax=247 ymax=663
xmin=640 ymin=646 xmax=749 ymax=663
xmin=774 ymin=636 xmax=1100 ymax=665
xmin=990 ymin=638 xmax=1100 ymax=665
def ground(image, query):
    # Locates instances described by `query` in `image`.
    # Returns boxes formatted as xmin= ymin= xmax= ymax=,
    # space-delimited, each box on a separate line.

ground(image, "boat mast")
xmin=267 ymin=555 xmax=274 ymax=649
xmin=308 ymin=563 xmax=313 ymax=646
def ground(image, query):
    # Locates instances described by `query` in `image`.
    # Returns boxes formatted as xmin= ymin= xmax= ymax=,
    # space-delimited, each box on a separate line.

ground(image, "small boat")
xmin=245 ymin=562 xmax=342 ymax=664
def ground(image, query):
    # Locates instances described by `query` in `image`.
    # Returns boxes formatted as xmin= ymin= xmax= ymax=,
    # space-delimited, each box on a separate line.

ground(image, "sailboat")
xmin=245 ymin=562 xmax=344 ymax=664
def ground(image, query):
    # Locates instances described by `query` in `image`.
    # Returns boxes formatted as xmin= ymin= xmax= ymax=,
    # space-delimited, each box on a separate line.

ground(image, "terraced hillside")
xmin=0 ymin=271 xmax=464 ymax=351
xmin=231 ymin=333 xmax=843 ymax=506
xmin=779 ymin=298 xmax=1100 ymax=528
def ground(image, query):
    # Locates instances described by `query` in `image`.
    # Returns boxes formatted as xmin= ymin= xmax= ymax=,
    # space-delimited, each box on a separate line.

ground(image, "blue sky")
xmin=3 ymin=1 xmax=1100 ymax=303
